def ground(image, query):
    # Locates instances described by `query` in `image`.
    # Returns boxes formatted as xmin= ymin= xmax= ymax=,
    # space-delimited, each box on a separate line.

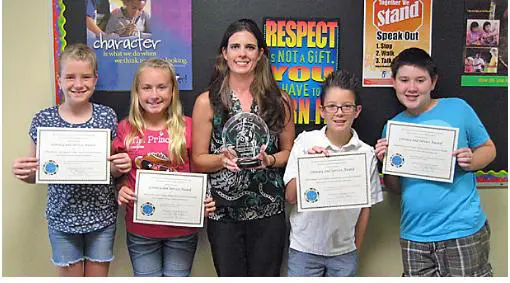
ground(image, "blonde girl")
xmin=113 ymin=58 xmax=215 ymax=277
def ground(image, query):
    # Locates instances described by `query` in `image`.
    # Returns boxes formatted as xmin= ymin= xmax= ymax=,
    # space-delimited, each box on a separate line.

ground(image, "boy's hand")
xmin=204 ymin=196 xmax=216 ymax=217
xmin=307 ymin=146 xmax=332 ymax=156
xmin=109 ymin=153 xmax=132 ymax=175
xmin=375 ymin=138 xmax=388 ymax=162
xmin=453 ymin=147 xmax=474 ymax=171
xmin=12 ymin=157 xmax=38 ymax=181
xmin=118 ymin=185 xmax=136 ymax=206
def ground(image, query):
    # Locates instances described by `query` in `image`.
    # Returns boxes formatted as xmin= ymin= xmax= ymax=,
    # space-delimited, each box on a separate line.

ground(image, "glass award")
xmin=222 ymin=112 xmax=270 ymax=169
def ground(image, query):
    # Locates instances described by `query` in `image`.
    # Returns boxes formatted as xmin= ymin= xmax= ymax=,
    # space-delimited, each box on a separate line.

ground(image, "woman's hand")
xmin=219 ymin=146 xmax=240 ymax=172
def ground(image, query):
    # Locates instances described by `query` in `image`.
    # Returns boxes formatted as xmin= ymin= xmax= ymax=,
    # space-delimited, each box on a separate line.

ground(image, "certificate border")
xmin=296 ymin=152 xmax=371 ymax=212
xmin=133 ymin=170 xmax=207 ymax=228
xmin=35 ymin=127 xmax=111 ymax=184
xmin=383 ymin=121 xmax=459 ymax=183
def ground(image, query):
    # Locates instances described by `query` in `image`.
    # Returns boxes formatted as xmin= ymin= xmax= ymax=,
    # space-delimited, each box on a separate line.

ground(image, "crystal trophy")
xmin=222 ymin=112 xmax=270 ymax=169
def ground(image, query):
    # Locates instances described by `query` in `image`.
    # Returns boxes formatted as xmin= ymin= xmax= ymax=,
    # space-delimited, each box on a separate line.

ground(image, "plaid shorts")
xmin=400 ymin=222 xmax=492 ymax=277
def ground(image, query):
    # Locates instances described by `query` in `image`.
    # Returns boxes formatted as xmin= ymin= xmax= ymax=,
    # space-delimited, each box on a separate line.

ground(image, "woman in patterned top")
xmin=192 ymin=18 xmax=295 ymax=276
xmin=11 ymin=43 xmax=131 ymax=276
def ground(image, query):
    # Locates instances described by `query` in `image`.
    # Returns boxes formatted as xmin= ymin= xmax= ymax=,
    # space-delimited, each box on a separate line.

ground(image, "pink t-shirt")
xmin=113 ymin=116 xmax=198 ymax=238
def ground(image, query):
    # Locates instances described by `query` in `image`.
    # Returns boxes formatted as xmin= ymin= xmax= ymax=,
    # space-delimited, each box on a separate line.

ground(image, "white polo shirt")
xmin=283 ymin=127 xmax=383 ymax=256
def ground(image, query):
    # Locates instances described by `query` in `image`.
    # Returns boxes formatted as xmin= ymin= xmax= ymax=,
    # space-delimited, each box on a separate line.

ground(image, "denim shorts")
xmin=48 ymin=223 xmax=116 ymax=267
xmin=126 ymin=232 xmax=198 ymax=277
xmin=287 ymin=248 xmax=358 ymax=277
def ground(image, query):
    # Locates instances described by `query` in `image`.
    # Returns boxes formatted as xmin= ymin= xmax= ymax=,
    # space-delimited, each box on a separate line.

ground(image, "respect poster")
xmin=363 ymin=0 xmax=433 ymax=87
xmin=264 ymin=18 xmax=339 ymax=125
xmin=52 ymin=0 xmax=192 ymax=104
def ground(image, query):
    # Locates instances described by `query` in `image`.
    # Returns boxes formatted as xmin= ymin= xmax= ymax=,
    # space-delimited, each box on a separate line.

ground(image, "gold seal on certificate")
xmin=222 ymin=112 xmax=270 ymax=169
xmin=296 ymin=152 xmax=371 ymax=212
xmin=133 ymin=170 xmax=207 ymax=228
xmin=35 ymin=127 xmax=111 ymax=184
xmin=383 ymin=121 xmax=459 ymax=183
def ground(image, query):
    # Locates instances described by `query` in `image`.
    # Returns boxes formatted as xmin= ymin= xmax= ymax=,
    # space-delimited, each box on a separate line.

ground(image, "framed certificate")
xmin=134 ymin=170 xmax=207 ymax=228
xmin=36 ymin=127 xmax=111 ymax=184
xmin=383 ymin=121 xmax=459 ymax=183
xmin=296 ymin=152 xmax=371 ymax=212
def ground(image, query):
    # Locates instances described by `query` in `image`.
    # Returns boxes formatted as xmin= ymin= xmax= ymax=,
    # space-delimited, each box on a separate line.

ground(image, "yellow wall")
xmin=2 ymin=0 xmax=507 ymax=277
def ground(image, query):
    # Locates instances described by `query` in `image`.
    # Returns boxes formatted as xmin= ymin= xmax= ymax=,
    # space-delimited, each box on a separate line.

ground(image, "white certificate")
xmin=134 ymin=170 xmax=207 ymax=228
xmin=36 ymin=127 xmax=111 ymax=184
xmin=383 ymin=121 xmax=459 ymax=183
xmin=297 ymin=152 xmax=371 ymax=212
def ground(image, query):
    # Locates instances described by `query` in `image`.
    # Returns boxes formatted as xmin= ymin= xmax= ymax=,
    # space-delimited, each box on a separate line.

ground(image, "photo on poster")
xmin=465 ymin=19 xmax=500 ymax=47
xmin=87 ymin=0 xmax=152 ymax=40
xmin=464 ymin=47 xmax=499 ymax=74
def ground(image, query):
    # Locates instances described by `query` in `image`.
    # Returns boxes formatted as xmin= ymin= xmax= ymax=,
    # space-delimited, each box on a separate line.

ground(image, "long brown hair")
xmin=208 ymin=19 xmax=291 ymax=133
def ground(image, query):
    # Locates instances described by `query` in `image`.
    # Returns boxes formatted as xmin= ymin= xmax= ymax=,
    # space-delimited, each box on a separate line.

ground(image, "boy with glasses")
xmin=283 ymin=70 xmax=383 ymax=276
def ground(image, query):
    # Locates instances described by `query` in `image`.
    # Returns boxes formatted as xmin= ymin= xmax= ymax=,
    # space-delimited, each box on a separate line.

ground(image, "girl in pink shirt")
xmin=113 ymin=58 xmax=215 ymax=276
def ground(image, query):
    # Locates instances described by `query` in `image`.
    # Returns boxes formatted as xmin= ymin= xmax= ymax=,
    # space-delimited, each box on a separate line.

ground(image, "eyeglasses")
xmin=321 ymin=104 xmax=357 ymax=114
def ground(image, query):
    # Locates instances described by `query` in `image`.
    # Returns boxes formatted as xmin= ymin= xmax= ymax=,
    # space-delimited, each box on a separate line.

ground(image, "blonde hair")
xmin=125 ymin=58 xmax=187 ymax=166
xmin=58 ymin=43 xmax=97 ymax=76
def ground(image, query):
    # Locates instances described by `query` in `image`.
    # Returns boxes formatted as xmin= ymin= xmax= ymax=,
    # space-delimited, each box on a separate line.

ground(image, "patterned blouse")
xmin=29 ymin=103 xmax=118 ymax=233
xmin=208 ymin=93 xmax=285 ymax=222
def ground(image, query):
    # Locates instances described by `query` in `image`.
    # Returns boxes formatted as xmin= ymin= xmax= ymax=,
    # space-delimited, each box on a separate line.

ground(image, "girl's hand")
xmin=118 ymin=185 xmax=136 ymax=206
xmin=454 ymin=147 xmax=474 ymax=171
xmin=306 ymin=146 xmax=332 ymax=156
xmin=12 ymin=157 xmax=38 ymax=181
xmin=219 ymin=146 xmax=240 ymax=172
xmin=204 ymin=196 xmax=216 ymax=217
xmin=375 ymin=138 xmax=388 ymax=162
xmin=109 ymin=153 xmax=132 ymax=175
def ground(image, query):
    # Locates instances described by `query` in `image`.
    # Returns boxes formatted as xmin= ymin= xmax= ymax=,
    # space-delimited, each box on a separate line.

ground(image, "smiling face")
xmin=392 ymin=64 xmax=437 ymax=115
xmin=58 ymin=59 xmax=97 ymax=105
xmin=137 ymin=67 xmax=173 ymax=117
xmin=222 ymin=31 xmax=263 ymax=77
xmin=320 ymin=87 xmax=361 ymax=134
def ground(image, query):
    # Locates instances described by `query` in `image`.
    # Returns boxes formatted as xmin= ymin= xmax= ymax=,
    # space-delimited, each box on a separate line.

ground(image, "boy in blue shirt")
xmin=375 ymin=48 xmax=496 ymax=277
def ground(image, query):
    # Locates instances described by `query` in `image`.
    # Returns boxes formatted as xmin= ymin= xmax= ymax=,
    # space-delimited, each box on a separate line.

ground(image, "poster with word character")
xmin=52 ymin=0 xmax=192 ymax=104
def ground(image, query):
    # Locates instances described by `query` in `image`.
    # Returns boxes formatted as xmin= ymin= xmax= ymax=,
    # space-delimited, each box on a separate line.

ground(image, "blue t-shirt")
xmin=29 ymin=103 xmax=118 ymax=234
xmin=382 ymin=98 xmax=489 ymax=242
xmin=86 ymin=0 xmax=96 ymax=18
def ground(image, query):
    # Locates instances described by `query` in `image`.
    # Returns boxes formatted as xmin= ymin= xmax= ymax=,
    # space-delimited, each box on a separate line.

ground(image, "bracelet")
xmin=268 ymin=154 xmax=277 ymax=168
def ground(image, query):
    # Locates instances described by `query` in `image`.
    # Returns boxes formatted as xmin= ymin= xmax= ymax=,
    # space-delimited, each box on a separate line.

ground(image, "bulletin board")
xmin=53 ymin=0 xmax=507 ymax=186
